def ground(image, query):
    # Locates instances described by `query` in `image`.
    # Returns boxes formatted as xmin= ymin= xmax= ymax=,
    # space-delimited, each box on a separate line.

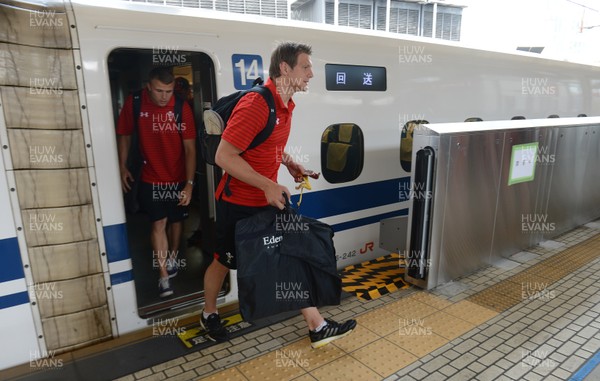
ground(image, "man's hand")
xmin=285 ymin=161 xmax=307 ymax=183
xmin=178 ymin=183 xmax=193 ymax=206
xmin=264 ymin=182 xmax=290 ymax=210
xmin=120 ymin=167 xmax=134 ymax=193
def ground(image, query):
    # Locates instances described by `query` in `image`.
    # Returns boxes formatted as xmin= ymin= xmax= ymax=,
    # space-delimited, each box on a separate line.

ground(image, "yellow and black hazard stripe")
xmin=341 ymin=253 xmax=410 ymax=300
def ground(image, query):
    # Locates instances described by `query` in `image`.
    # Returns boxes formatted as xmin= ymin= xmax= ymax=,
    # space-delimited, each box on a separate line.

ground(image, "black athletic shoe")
xmin=309 ymin=318 xmax=357 ymax=348
xmin=200 ymin=312 xmax=229 ymax=342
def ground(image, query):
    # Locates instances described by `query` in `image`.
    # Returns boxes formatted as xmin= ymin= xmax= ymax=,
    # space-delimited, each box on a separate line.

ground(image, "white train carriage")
xmin=0 ymin=0 xmax=598 ymax=370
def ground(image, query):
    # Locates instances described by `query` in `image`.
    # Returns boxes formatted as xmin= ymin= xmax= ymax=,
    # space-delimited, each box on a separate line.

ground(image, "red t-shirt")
xmin=216 ymin=78 xmax=295 ymax=207
xmin=117 ymin=90 xmax=196 ymax=183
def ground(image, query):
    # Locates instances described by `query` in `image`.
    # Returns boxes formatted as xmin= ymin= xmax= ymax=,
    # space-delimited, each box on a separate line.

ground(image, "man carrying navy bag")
xmin=200 ymin=42 xmax=356 ymax=348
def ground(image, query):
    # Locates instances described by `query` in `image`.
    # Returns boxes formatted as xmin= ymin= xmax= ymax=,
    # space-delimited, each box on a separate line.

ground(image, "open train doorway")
xmin=108 ymin=48 xmax=226 ymax=318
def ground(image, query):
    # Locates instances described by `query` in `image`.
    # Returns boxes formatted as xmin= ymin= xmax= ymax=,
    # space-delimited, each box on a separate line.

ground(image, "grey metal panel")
xmin=406 ymin=118 xmax=600 ymax=290
xmin=493 ymin=129 xmax=546 ymax=261
xmin=437 ymin=132 xmax=504 ymax=284
xmin=546 ymin=126 xmax=588 ymax=235
xmin=379 ymin=216 xmax=408 ymax=253
xmin=546 ymin=124 xmax=600 ymax=235
xmin=580 ymin=125 xmax=600 ymax=222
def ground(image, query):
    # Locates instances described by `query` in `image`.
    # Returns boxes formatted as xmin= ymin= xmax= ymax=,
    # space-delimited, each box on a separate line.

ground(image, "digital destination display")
xmin=325 ymin=64 xmax=386 ymax=91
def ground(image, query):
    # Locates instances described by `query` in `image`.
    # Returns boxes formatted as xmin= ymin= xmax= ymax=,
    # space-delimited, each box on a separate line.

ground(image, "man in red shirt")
xmin=117 ymin=67 xmax=196 ymax=298
xmin=201 ymin=42 xmax=356 ymax=348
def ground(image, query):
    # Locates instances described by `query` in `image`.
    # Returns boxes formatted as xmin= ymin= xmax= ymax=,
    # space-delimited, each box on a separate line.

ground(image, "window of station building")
xmin=376 ymin=2 xmax=420 ymax=34
xmin=321 ymin=123 xmax=364 ymax=183
xmin=400 ymin=120 xmax=429 ymax=172
xmin=326 ymin=0 xmax=373 ymax=29
xmin=423 ymin=4 xmax=462 ymax=41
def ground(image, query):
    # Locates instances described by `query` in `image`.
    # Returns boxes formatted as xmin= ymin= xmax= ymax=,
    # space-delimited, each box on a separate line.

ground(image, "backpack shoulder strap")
xmin=132 ymin=89 xmax=142 ymax=132
xmin=223 ymin=85 xmax=276 ymax=197
xmin=174 ymin=95 xmax=184 ymax=135
xmin=246 ymin=85 xmax=276 ymax=151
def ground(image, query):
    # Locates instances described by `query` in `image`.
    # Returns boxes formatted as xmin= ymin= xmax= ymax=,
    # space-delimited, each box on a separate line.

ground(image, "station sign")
xmin=325 ymin=63 xmax=386 ymax=91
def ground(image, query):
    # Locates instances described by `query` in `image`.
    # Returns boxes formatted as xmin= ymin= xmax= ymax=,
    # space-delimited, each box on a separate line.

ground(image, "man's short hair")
xmin=269 ymin=42 xmax=312 ymax=79
xmin=148 ymin=67 xmax=175 ymax=85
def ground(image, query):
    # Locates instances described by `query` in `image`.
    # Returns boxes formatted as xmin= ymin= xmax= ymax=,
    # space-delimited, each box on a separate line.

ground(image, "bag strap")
xmin=224 ymin=85 xmax=277 ymax=197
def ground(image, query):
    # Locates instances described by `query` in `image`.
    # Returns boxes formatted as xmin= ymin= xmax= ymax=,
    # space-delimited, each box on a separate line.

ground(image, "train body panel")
xmin=0 ymin=0 xmax=599 ymax=370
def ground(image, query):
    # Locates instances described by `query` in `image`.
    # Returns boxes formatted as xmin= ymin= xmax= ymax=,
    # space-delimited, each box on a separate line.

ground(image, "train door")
xmin=108 ymin=49 xmax=225 ymax=317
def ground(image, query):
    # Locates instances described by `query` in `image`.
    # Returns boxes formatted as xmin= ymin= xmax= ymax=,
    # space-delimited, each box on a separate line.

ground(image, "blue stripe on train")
xmin=110 ymin=270 xmax=133 ymax=286
xmin=331 ymin=208 xmax=408 ymax=232
xmin=290 ymin=177 xmax=409 ymax=220
xmin=0 ymin=236 xmax=24 ymax=283
xmin=0 ymin=291 xmax=29 ymax=310
xmin=104 ymin=223 xmax=130 ymax=264
xmin=102 ymin=177 xmax=410 ymax=265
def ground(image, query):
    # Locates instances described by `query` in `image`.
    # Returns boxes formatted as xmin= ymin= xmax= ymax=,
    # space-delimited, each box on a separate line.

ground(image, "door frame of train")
xmin=106 ymin=47 xmax=229 ymax=318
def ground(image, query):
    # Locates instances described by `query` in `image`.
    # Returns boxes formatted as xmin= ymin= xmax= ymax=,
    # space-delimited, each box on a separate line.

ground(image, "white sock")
xmin=314 ymin=320 xmax=328 ymax=332
xmin=203 ymin=310 xmax=216 ymax=319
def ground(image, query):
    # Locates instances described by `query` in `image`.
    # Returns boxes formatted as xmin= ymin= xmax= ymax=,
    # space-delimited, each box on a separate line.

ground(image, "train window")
xmin=511 ymin=116 xmax=526 ymax=120
xmin=548 ymin=114 xmax=560 ymax=118
xmin=320 ymin=123 xmax=364 ymax=183
xmin=465 ymin=117 xmax=483 ymax=122
xmin=400 ymin=120 xmax=429 ymax=172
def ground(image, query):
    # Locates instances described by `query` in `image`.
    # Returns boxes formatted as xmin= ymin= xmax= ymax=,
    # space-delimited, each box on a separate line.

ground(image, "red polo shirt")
xmin=117 ymin=90 xmax=196 ymax=183
xmin=216 ymin=78 xmax=295 ymax=207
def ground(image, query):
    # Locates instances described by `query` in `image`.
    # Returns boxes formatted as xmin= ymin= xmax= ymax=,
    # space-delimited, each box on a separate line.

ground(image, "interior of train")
xmin=108 ymin=48 xmax=228 ymax=318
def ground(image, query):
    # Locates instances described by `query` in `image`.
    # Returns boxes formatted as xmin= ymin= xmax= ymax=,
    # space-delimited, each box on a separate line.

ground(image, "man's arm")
xmin=179 ymin=138 xmax=196 ymax=206
xmin=215 ymin=140 xmax=289 ymax=210
xmin=117 ymin=135 xmax=133 ymax=192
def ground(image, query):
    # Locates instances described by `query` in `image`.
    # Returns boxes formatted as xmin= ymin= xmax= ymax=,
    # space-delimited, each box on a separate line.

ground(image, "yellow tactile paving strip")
xmin=202 ymin=232 xmax=600 ymax=381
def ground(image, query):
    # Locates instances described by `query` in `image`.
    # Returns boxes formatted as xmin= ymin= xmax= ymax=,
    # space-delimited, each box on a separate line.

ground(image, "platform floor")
xmin=109 ymin=221 xmax=600 ymax=381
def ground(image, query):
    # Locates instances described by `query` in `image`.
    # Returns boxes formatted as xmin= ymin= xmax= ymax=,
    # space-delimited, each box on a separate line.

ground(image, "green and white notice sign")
xmin=508 ymin=142 xmax=538 ymax=185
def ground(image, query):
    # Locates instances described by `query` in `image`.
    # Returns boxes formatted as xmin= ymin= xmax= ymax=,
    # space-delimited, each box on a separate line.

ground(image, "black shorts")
xmin=139 ymin=181 xmax=189 ymax=223
xmin=214 ymin=199 xmax=272 ymax=269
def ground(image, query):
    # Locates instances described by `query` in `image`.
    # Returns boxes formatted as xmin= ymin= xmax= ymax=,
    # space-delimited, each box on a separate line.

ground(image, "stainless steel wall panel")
xmin=438 ymin=132 xmax=504 ymax=284
xmin=407 ymin=118 xmax=600 ymax=290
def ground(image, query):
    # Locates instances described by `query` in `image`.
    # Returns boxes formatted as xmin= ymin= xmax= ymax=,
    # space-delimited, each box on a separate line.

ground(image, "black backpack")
xmin=123 ymin=90 xmax=184 ymax=214
xmin=201 ymin=78 xmax=276 ymax=167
